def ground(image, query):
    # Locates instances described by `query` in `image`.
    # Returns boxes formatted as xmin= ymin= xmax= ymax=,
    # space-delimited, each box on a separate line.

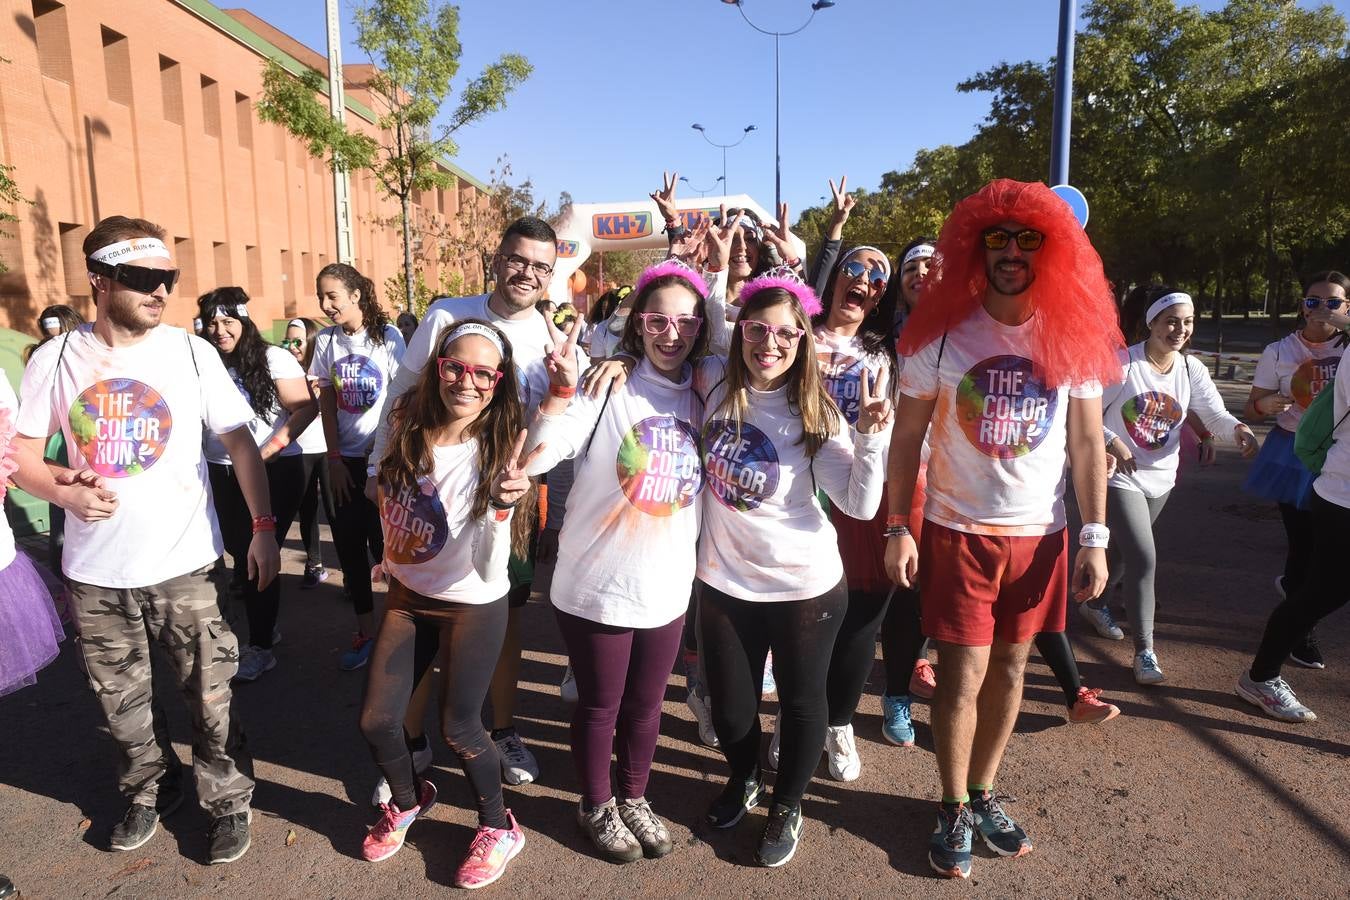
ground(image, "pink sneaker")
xmin=361 ymin=779 xmax=437 ymax=862
xmin=909 ymin=659 xmax=937 ymax=700
xmin=454 ymin=810 xmax=525 ymax=889
xmin=1068 ymin=686 xmax=1120 ymax=725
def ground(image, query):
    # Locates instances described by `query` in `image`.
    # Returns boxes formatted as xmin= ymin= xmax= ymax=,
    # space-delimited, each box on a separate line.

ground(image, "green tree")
xmin=257 ymin=0 xmax=531 ymax=311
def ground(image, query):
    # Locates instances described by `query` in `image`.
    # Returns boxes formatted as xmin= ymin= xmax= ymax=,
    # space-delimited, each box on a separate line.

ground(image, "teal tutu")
xmin=1242 ymin=426 xmax=1316 ymax=509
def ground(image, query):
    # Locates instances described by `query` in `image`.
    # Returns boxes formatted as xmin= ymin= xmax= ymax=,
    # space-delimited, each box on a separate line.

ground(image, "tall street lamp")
xmin=691 ymin=124 xmax=756 ymax=193
xmin=722 ymin=0 xmax=835 ymax=210
xmin=679 ymin=175 xmax=725 ymax=199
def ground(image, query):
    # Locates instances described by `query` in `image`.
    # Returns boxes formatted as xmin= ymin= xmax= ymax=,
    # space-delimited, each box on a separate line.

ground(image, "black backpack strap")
xmin=581 ymin=384 xmax=615 ymax=458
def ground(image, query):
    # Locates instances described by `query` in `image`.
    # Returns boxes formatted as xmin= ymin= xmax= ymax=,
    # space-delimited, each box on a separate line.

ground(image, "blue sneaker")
xmin=341 ymin=634 xmax=375 ymax=671
xmin=882 ymin=694 xmax=914 ymax=746
xmin=929 ymin=804 xmax=974 ymax=879
xmin=969 ymin=790 xmax=1033 ymax=857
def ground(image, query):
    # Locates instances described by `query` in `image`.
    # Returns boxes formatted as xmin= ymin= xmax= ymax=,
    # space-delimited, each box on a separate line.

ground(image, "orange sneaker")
xmin=1068 ymin=686 xmax=1120 ymax=725
xmin=909 ymin=659 xmax=937 ymax=700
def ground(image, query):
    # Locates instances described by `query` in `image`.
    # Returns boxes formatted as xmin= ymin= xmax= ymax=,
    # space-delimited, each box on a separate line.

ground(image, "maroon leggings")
xmin=555 ymin=607 xmax=685 ymax=808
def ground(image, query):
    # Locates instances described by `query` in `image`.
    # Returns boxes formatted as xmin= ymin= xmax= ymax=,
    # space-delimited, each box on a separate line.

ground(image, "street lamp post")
xmin=679 ymin=175 xmax=725 ymax=199
xmin=1048 ymin=0 xmax=1078 ymax=186
xmin=722 ymin=0 xmax=834 ymax=210
xmin=691 ymin=124 xmax=756 ymax=192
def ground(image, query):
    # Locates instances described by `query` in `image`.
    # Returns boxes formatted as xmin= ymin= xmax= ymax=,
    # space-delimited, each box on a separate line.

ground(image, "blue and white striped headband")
xmin=838 ymin=245 xmax=892 ymax=281
xmin=444 ymin=322 xmax=505 ymax=356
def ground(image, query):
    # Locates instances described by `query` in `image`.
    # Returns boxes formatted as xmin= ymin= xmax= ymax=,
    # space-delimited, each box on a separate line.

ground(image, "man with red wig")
xmin=882 ymin=179 xmax=1123 ymax=879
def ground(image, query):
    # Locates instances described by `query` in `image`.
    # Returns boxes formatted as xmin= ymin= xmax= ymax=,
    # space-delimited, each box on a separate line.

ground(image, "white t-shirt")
xmin=1102 ymin=343 xmax=1242 ymax=497
xmin=16 ymin=325 xmax=255 ymax=587
xmin=0 ymin=373 xmax=19 ymax=570
xmin=293 ymin=377 xmax=328 ymax=455
xmin=814 ymin=327 xmax=889 ymax=427
xmin=697 ymin=380 xmax=889 ymax=602
xmin=309 ymin=324 xmax=405 ymax=457
xmin=526 ymin=357 xmax=711 ymax=628
xmin=204 ymin=346 xmax=306 ymax=464
xmin=898 ymin=307 xmax=1102 ymax=536
xmin=1252 ymin=332 xmax=1345 ymax=432
xmin=378 ymin=440 xmax=511 ymax=604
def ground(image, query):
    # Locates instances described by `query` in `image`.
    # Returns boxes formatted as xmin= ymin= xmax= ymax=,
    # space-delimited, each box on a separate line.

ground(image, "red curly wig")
xmin=898 ymin=179 xmax=1124 ymax=387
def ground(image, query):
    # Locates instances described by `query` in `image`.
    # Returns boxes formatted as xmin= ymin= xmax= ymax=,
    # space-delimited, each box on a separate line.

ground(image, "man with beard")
xmin=16 ymin=216 xmax=279 ymax=864
xmin=369 ymin=216 xmax=584 ymax=790
xmin=882 ymin=181 xmax=1123 ymax=879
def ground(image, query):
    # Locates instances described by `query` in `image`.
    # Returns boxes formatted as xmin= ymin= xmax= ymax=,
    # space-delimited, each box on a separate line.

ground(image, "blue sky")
xmin=229 ymin=0 xmax=1349 ymax=218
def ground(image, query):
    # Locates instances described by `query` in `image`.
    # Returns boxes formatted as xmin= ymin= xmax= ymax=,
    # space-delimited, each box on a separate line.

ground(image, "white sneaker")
xmin=560 ymin=664 xmax=578 ymax=704
xmin=1236 ymin=671 xmax=1317 ymax=722
xmin=370 ymin=743 xmax=434 ymax=807
xmin=1078 ymin=603 xmax=1125 ymax=640
xmin=767 ymin=711 xmax=781 ymax=771
xmin=1133 ymin=649 xmax=1165 ymax=685
xmin=825 ymin=723 xmax=861 ymax=782
xmin=685 ymin=683 xmax=719 ymax=748
xmin=495 ymin=733 xmax=539 ymax=786
xmin=232 ymin=646 xmax=276 ymax=683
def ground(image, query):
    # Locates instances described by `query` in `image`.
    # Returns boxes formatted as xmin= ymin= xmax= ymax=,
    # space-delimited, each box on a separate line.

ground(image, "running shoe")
xmin=1236 ymin=671 xmax=1318 ymax=722
xmin=1133 ymin=649 xmax=1165 ymax=685
xmin=706 ymin=770 xmax=763 ymax=829
xmin=969 ymin=790 xmax=1033 ymax=857
xmin=576 ymin=798 xmax=642 ymax=863
xmin=1068 ymin=686 xmax=1120 ymax=724
xmin=825 ymin=723 xmax=862 ymax=782
xmin=495 ymin=732 xmax=539 ymax=786
xmin=560 ymin=664 xmax=579 ymax=704
xmin=1289 ymin=631 xmax=1325 ymax=669
xmin=232 ymin=646 xmax=276 ymax=683
xmin=372 ymin=743 xmax=435 ymax=807
xmin=340 ymin=633 xmax=375 ymax=671
xmin=617 ymin=797 xmax=673 ymax=858
xmin=910 ymin=658 xmax=937 ymax=700
xmin=767 ymin=711 xmax=781 ymax=771
xmin=109 ymin=804 xmax=160 ymax=852
xmin=762 ymin=652 xmax=777 ymax=696
xmin=756 ymin=802 xmax=803 ymax=868
xmin=1078 ymin=602 xmax=1125 ymax=640
xmin=882 ymin=694 xmax=915 ymax=746
xmin=928 ymin=804 xmax=974 ymax=879
xmin=454 ymin=810 xmax=525 ymax=889
xmin=208 ymin=810 xmax=252 ymax=865
xmin=301 ymin=564 xmax=328 ymax=589
xmin=685 ymin=675 xmax=719 ymax=748
xmin=362 ymin=780 xmax=437 ymax=862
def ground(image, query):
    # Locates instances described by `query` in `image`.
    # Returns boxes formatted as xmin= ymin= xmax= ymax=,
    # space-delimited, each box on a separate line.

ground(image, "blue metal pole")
xmin=1048 ymin=0 xmax=1077 ymax=185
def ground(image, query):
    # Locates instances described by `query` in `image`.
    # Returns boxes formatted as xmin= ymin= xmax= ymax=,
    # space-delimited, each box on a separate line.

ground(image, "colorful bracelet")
xmin=550 ymin=384 xmax=576 ymax=399
xmin=883 ymin=524 xmax=911 ymax=539
xmin=251 ymin=514 xmax=277 ymax=534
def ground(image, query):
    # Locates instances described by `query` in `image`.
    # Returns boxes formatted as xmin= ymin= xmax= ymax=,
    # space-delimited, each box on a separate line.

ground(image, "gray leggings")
xmin=1091 ymin=486 xmax=1171 ymax=651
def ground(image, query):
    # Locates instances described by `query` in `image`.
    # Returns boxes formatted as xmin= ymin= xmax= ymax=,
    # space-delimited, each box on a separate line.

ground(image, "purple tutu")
xmin=0 ymin=549 xmax=65 ymax=697
xmin=1242 ymin=426 xmax=1316 ymax=509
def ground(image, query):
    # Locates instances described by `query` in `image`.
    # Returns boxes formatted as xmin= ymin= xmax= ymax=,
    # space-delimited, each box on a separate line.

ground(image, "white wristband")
xmin=1079 ymin=523 xmax=1110 ymax=548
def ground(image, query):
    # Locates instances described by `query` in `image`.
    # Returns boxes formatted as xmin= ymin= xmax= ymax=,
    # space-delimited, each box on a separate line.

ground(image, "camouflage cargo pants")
xmin=68 ymin=564 xmax=254 ymax=817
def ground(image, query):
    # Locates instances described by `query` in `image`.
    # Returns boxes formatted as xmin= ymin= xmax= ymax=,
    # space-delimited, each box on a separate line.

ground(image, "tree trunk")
xmin=1264 ymin=189 xmax=1278 ymax=328
xmin=401 ymin=190 xmax=415 ymax=313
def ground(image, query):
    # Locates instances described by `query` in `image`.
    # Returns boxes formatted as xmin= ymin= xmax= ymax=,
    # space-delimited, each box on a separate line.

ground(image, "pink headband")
xmin=739 ymin=267 xmax=822 ymax=318
xmin=635 ymin=258 xmax=709 ymax=299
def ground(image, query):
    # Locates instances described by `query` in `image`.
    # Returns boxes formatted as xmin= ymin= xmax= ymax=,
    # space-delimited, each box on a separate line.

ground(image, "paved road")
xmin=2 ymin=378 xmax=1347 ymax=898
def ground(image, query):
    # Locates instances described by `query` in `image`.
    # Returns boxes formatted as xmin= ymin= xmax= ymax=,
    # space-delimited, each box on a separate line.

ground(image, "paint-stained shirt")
xmin=1252 ymin=332 xmax=1344 ymax=433
xmin=309 ymin=324 xmax=405 ymax=458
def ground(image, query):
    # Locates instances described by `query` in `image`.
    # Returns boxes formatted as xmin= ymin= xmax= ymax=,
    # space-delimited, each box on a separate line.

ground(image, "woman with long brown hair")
xmin=280 ymin=317 xmax=336 ymax=588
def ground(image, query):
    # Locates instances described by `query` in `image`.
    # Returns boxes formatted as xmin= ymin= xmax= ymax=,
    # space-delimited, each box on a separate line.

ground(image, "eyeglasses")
xmin=1304 ymin=297 xmax=1346 ymax=311
xmin=981 ymin=228 xmax=1045 ymax=252
xmin=637 ymin=312 xmax=702 ymax=337
xmin=740 ymin=319 xmax=805 ymax=347
xmin=437 ymin=356 xmax=504 ymax=390
xmin=500 ymin=253 xmax=554 ymax=280
xmin=87 ymin=259 xmax=181 ymax=295
xmin=839 ymin=259 xmax=888 ymax=289
xmin=280 ymin=338 xmax=304 ymax=350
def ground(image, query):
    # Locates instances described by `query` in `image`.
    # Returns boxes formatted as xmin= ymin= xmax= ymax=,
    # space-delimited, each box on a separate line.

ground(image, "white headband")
xmin=288 ymin=318 xmax=306 ymax=329
xmin=902 ymin=243 xmax=936 ymax=267
xmin=210 ymin=304 xmax=248 ymax=319
xmin=41 ymin=316 xmax=60 ymax=330
xmin=88 ymin=237 xmax=171 ymax=266
xmin=1145 ymin=292 xmax=1193 ymax=325
xmin=444 ymin=322 xmax=504 ymax=356
xmin=839 ymin=245 xmax=892 ymax=280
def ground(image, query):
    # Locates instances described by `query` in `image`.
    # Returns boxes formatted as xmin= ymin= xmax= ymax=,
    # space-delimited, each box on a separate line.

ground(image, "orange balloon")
xmin=569 ymin=269 xmax=587 ymax=296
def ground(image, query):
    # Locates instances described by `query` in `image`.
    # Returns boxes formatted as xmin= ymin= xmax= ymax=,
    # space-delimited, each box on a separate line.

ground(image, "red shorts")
xmin=919 ymin=521 xmax=1067 ymax=646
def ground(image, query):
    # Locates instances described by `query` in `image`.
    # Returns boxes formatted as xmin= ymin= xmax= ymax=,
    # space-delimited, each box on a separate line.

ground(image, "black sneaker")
xmin=300 ymin=564 xmax=328 ymax=590
xmin=706 ymin=771 xmax=763 ymax=829
xmin=755 ymin=802 xmax=803 ymax=868
xmin=109 ymin=804 xmax=160 ymax=852
xmin=208 ymin=810 xmax=252 ymax=865
xmin=1289 ymin=631 xmax=1325 ymax=669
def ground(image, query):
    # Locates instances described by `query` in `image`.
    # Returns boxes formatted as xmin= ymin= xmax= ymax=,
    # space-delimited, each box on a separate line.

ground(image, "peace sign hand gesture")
xmin=856 ymin=366 xmax=894 ymax=434
xmin=762 ymin=202 xmax=799 ymax=266
xmin=827 ymin=176 xmax=855 ymax=239
xmin=706 ymin=204 xmax=745 ymax=271
xmin=650 ymin=170 xmax=680 ymax=225
xmin=491 ymin=429 xmax=547 ymax=508
xmin=544 ymin=308 xmax=584 ymax=388
xmin=671 ymin=216 xmax=711 ymax=264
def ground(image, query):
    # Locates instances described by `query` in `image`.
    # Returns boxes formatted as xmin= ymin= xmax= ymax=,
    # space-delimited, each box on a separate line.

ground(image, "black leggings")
xmin=1251 ymin=490 xmax=1349 ymax=681
xmin=699 ymin=580 xmax=846 ymax=808
xmin=1034 ymin=630 xmax=1083 ymax=708
xmin=358 ymin=581 xmax=509 ymax=826
xmin=209 ymin=455 xmax=307 ymax=650
xmin=880 ymin=585 xmax=927 ymax=695
xmin=826 ymin=589 xmax=891 ymax=727
xmin=332 ymin=455 xmax=383 ymax=616
xmin=297 ymin=453 xmax=336 ymax=568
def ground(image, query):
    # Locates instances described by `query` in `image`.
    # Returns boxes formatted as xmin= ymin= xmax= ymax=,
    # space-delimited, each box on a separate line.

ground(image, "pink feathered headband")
xmin=738 ymin=266 xmax=822 ymax=318
xmin=635 ymin=258 xmax=709 ymax=299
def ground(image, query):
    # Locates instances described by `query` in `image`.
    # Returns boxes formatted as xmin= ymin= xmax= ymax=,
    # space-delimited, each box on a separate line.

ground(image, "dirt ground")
xmin=2 ymin=379 xmax=1347 ymax=899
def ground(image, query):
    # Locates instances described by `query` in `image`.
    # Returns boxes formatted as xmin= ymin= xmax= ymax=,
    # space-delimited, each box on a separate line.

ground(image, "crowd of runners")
xmin=0 ymin=170 xmax=1345 ymax=885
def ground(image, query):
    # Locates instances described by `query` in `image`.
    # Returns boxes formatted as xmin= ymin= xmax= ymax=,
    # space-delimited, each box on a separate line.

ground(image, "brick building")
xmin=0 ymin=0 xmax=493 ymax=337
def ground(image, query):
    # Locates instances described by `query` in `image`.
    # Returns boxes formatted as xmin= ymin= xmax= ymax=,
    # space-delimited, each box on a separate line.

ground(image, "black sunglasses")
xmin=87 ymin=258 xmax=181 ymax=295
xmin=981 ymin=228 xmax=1045 ymax=252
xmin=1304 ymin=297 xmax=1346 ymax=311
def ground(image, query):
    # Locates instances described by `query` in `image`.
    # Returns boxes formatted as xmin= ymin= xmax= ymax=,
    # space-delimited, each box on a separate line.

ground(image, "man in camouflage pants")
xmin=16 ymin=216 xmax=279 ymax=864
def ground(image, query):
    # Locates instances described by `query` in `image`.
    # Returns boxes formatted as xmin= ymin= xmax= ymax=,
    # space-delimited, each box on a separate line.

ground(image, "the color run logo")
xmin=1290 ymin=357 xmax=1339 ymax=409
xmin=956 ymin=355 xmax=1058 ymax=458
xmin=1122 ymin=391 xmax=1183 ymax=451
xmin=616 ymin=416 xmax=703 ymax=516
xmin=380 ymin=479 xmax=448 ymax=564
xmin=68 ymin=379 xmax=173 ymax=477
xmin=817 ymin=349 xmax=866 ymax=425
xmin=333 ymin=354 xmax=383 ymax=413
xmin=704 ymin=419 xmax=779 ymax=512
